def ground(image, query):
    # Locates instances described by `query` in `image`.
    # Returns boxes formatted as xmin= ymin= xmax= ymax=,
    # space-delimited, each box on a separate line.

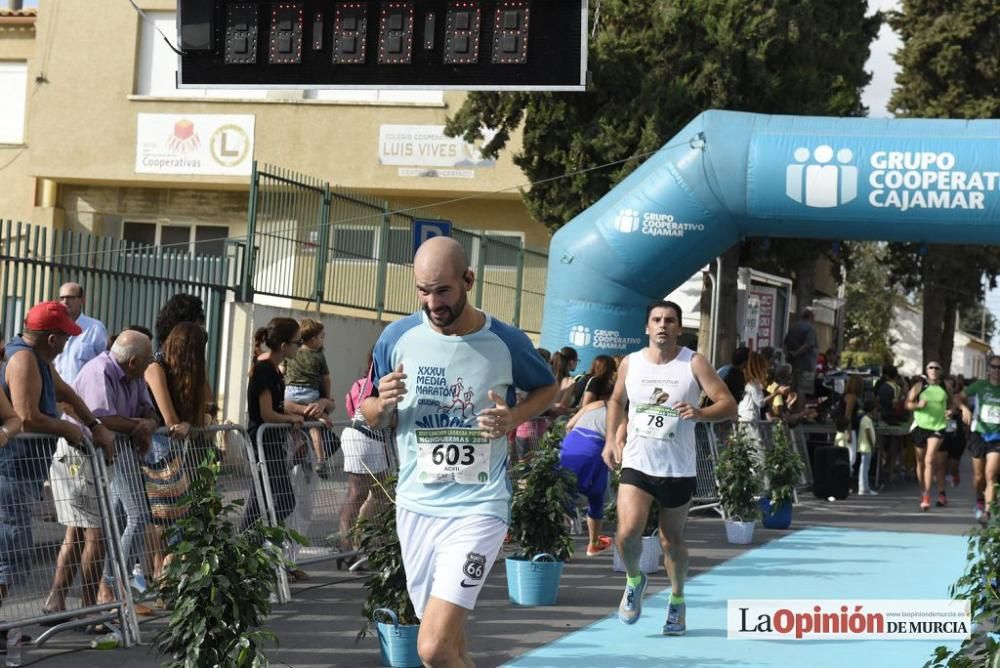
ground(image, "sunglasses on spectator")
xmin=288 ymin=339 xmax=304 ymax=346
xmin=927 ymin=366 xmax=941 ymax=371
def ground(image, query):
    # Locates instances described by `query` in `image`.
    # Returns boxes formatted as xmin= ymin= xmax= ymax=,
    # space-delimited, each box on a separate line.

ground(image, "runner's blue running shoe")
xmin=617 ymin=573 xmax=648 ymax=625
xmin=662 ymin=601 xmax=686 ymax=635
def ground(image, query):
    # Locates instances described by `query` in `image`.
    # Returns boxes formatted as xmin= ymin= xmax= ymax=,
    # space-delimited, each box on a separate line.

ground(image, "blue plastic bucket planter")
xmin=374 ymin=608 xmax=421 ymax=668
xmin=505 ymin=553 xmax=564 ymax=606
xmin=759 ymin=496 xmax=793 ymax=530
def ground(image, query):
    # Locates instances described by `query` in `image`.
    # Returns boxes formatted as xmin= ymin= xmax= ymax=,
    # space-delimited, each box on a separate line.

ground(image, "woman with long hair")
xmin=153 ymin=292 xmax=218 ymax=421
xmin=738 ymin=352 xmax=785 ymax=424
xmin=737 ymin=352 xmax=787 ymax=453
xmin=241 ymin=318 xmax=308 ymax=536
xmin=549 ymin=347 xmax=579 ymax=411
xmin=841 ymin=375 xmax=865 ymax=468
xmin=142 ymin=322 xmax=208 ymax=580
xmin=578 ymin=355 xmax=617 ymax=407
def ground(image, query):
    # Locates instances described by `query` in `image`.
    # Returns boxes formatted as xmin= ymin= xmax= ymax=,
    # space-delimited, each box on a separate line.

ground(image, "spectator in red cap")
xmin=0 ymin=301 xmax=115 ymax=622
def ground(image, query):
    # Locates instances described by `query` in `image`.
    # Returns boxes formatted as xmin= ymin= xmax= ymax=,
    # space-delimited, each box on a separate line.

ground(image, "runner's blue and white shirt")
xmin=371 ymin=311 xmax=554 ymax=523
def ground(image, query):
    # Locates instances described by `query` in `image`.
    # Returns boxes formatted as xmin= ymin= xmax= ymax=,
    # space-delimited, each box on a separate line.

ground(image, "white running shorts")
xmin=340 ymin=427 xmax=390 ymax=475
xmin=396 ymin=507 xmax=507 ymax=619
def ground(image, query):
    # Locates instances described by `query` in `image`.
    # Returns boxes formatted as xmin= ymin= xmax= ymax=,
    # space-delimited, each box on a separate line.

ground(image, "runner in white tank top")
xmin=622 ymin=346 xmax=703 ymax=477
xmin=604 ymin=301 xmax=737 ymax=636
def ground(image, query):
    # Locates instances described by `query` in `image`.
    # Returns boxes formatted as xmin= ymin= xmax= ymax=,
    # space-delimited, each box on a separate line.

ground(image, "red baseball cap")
xmin=24 ymin=301 xmax=83 ymax=336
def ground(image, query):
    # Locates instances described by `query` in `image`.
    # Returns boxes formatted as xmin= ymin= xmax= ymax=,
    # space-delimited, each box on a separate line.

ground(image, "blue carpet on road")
xmin=504 ymin=526 xmax=967 ymax=668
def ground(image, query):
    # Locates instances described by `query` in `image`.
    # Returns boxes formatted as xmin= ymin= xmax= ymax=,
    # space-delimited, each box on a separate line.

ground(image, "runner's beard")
xmin=424 ymin=291 xmax=467 ymax=328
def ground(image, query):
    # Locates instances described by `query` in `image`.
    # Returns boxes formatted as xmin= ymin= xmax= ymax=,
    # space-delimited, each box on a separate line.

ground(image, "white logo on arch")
xmin=613 ymin=208 xmax=641 ymax=233
xmin=569 ymin=325 xmax=591 ymax=347
xmin=786 ymin=145 xmax=858 ymax=208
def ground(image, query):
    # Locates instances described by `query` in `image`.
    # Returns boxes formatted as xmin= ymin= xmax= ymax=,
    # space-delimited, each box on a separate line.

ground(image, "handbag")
xmin=141 ymin=437 xmax=191 ymax=524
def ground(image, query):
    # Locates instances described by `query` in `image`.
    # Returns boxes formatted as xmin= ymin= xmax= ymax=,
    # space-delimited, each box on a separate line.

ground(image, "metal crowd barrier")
xmin=791 ymin=421 xmax=913 ymax=492
xmin=789 ymin=427 xmax=815 ymax=485
xmin=519 ymin=413 xmax=726 ymax=517
xmin=690 ymin=423 xmax=722 ymax=513
xmin=104 ymin=424 xmax=265 ymax=615
xmin=509 ymin=416 xmax=554 ymax=471
xmin=255 ymin=420 xmax=398 ymax=595
xmin=0 ymin=418 xmax=404 ymax=650
xmin=0 ymin=433 xmax=136 ymax=651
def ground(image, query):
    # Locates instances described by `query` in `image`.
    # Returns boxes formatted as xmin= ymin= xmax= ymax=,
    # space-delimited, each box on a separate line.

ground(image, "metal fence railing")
xmin=246 ymin=163 xmax=549 ymax=335
xmin=0 ymin=219 xmax=235 ymax=388
xmin=692 ymin=423 xmax=723 ymax=512
xmin=0 ymin=424 xmax=276 ymax=656
xmin=0 ymin=435 xmax=136 ymax=649
xmin=255 ymin=421 xmax=398 ymax=592
xmin=103 ymin=425 xmax=265 ymax=617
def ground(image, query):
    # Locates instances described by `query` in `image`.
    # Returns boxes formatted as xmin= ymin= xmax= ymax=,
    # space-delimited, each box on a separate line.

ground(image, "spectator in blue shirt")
xmin=53 ymin=283 xmax=108 ymax=384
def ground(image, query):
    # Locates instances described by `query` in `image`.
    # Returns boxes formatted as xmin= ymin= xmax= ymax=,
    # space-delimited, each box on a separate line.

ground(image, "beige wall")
xmin=59 ymin=184 xmax=249 ymax=237
xmin=24 ymin=1 xmax=544 ymax=234
xmin=0 ymin=14 xmax=36 ymax=223
xmin=5 ymin=0 xmax=553 ymax=324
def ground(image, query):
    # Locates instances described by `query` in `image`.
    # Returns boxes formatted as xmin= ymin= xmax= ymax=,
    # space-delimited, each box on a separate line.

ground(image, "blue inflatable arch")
xmin=540 ymin=110 xmax=1000 ymax=365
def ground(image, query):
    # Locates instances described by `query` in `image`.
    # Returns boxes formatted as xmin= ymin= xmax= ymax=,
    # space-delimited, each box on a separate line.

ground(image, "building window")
xmin=123 ymin=221 xmax=229 ymax=257
xmin=0 ymin=61 xmax=28 ymax=144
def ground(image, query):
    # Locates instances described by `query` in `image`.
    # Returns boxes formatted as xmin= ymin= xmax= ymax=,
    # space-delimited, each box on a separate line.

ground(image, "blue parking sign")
xmin=413 ymin=219 xmax=452 ymax=257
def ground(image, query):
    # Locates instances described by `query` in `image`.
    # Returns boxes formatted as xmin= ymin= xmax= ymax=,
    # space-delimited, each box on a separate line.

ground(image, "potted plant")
xmin=759 ymin=424 xmax=805 ymax=530
xmin=506 ymin=421 xmax=576 ymax=606
xmin=154 ymin=452 xmax=306 ymax=667
xmin=353 ymin=475 xmax=421 ymax=668
xmin=926 ymin=489 xmax=1000 ymax=668
xmin=608 ymin=470 xmax=663 ymax=574
xmin=715 ymin=429 xmax=763 ymax=544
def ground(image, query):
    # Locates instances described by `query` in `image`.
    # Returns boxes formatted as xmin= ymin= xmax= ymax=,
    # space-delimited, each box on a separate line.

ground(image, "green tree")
xmin=886 ymin=0 xmax=1000 ymax=372
xmin=447 ymin=0 xmax=880 ymax=361
xmin=958 ymin=302 xmax=996 ymax=342
xmin=885 ymin=244 xmax=1000 ymax=372
xmin=841 ymin=242 xmax=896 ymax=364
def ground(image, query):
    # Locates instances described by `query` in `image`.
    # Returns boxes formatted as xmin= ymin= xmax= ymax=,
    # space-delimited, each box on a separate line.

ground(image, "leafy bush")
xmin=926 ymin=487 xmax=1000 ymax=668
xmin=155 ymin=453 xmax=305 ymax=668
xmin=352 ymin=475 xmax=418 ymax=638
xmin=715 ymin=429 xmax=763 ymax=522
xmin=762 ymin=424 xmax=805 ymax=509
xmin=839 ymin=349 xmax=893 ymax=369
xmin=509 ymin=421 xmax=576 ymax=561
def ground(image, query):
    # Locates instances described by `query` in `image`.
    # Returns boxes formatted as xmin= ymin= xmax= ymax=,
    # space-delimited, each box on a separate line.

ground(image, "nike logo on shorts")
xmin=460 ymin=580 xmax=479 ymax=588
